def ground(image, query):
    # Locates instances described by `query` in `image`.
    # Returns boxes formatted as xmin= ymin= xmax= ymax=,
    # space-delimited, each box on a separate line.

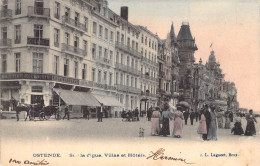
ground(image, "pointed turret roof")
xmin=177 ymin=22 xmax=194 ymax=41
xmin=209 ymin=50 xmax=216 ymax=63
xmin=170 ymin=22 xmax=177 ymax=44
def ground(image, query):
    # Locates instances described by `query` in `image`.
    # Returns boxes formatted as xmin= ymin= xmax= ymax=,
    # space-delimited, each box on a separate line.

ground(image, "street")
xmin=1 ymin=117 xmax=260 ymax=166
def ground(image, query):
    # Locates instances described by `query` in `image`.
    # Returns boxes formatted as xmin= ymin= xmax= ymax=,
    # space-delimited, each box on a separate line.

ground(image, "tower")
xmin=177 ymin=22 xmax=198 ymax=104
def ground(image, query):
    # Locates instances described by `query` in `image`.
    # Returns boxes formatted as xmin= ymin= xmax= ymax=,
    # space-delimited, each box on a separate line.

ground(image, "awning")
xmin=53 ymin=88 xmax=100 ymax=107
xmin=93 ymin=94 xmax=123 ymax=107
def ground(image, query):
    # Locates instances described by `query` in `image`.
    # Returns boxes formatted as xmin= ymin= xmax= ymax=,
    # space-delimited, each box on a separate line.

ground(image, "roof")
xmin=170 ymin=23 xmax=177 ymax=43
xmin=177 ymin=24 xmax=194 ymax=41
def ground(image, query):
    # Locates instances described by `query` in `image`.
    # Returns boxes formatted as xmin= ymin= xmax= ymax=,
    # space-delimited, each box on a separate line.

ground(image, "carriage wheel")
xmin=45 ymin=115 xmax=51 ymax=120
xmin=39 ymin=112 xmax=45 ymax=121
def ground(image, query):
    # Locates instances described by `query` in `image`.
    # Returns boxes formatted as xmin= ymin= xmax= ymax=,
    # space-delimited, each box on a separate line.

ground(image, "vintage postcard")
xmin=0 ymin=0 xmax=259 ymax=165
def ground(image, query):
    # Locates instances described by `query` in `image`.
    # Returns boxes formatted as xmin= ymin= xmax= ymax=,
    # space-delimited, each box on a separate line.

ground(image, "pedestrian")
xmin=197 ymin=109 xmax=207 ymax=140
xmin=183 ymin=110 xmax=190 ymax=125
xmin=134 ymin=107 xmax=139 ymax=121
xmin=244 ymin=109 xmax=257 ymax=136
xmin=147 ymin=107 xmax=152 ymax=121
xmin=16 ymin=102 xmax=20 ymax=121
xmin=97 ymin=108 xmax=101 ymax=122
xmin=190 ymin=110 xmax=195 ymax=125
xmin=86 ymin=107 xmax=90 ymax=120
xmin=151 ymin=107 xmax=161 ymax=136
xmin=100 ymin=104 xmax=103 ymax=122
xmin=63 ymin=105 xmax=70 ymax=120
xmin=224 ymin=110 xmax=231 ymax=129
xmin=207 ymin=107 xmax=217 ymax=141
xmin=229 ymin=111 xmax=234 ymax=122
xmin=203 ymin=104 xmax=211 ymax=140
xmin=216 ymin=107 xmax=224 ymax=128
xmin=231 ymin=112 xmax=244 ymax=135
xmin=173 ymin=107 xmax=184 ymax=138
xmin=159 ymin=104 xmax=172 ymax=137
xmin=195 ymin=111 xmax=199 ymax=122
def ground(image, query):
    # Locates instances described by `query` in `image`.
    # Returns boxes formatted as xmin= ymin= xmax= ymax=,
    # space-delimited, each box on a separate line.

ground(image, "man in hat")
xmin=203 ymin=104 xmax=211 ymax=140
xmin=63 ymin=105 xmax=70 ymax=120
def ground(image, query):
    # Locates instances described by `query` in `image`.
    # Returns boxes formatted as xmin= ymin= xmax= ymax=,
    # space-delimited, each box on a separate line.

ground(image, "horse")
xmin=15 ymin=105 xmax=32 ymax=121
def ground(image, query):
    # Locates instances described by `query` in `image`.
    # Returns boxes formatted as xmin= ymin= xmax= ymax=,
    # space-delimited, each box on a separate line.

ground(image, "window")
xmin=1 ymin=27 xmax=7 ymax=39
xmin=82 ymin=64 xmax=87 ymax=80
xmin=75 ymin=12 xmax=79 ymax=26
xmin=126 ymin=75 xmax=129 ymax=86
xmin=110 ymin=51 xmax=113 ymax=63
xmin=54 ymin=28 xmax=59 ymax=47
xmin=65 ymin=32 xmax=70 ymax=44
xmin=84 ymin=17 xmax=88 ymax=32
xmin=74 ymin=36 xmax=79 ymax=47
xmin=131 ymin=76 xmax=134 ymax=87
xmin=132 ymin=40 xmax=134 ymax=49
xmin=135 ymin=78 xmax=137 ymax=88
xmin=116 ymin=32 xmax=120 ymax=42
xmin=3 ymin=0 xmax=8 ymax=9
xmin=120 ymin=73 xmax=123 ymax=84
xmin=149 ymin=39 xmax=151 ymax=47
xmin=65 ymin=7 xmax=70 ymax=17
xmin=33 ymin=53 xmax=43 ymax=73
xmin=121 ymin=54 xmax=124 ymax=64
xmin=99 ymin=25 xmax=103 ymax=37
xmin=93 ymin=22 xmax=97 ymax=35
xmin=92 ymin=68 xmax=96 ymax=82
xmin=145 ymin=36 xmax=147 ymax=45
xmin=136 ymin=43 xmax=138 ymax=51
xmin=64 ymin=58 xmax=69 ymax=76
xmin=103 ymin=71 xmax=107 ymax=84
xmin=1 ymin=54 xmax=7 ymax=73
xmin=92 ymin=43 xmax=96 ymax=58
xmin=54 ymin=1 xmax=60 ymax=19
xmin=116 ymin=52 xmax=119 ymax=63
xmin=121 ymin=34 xmax=124 ymax=43
xmin=110 ymin=31 xmax=114 ymax=42
xmin=15 ymin=53 xmax=21 ymax=72
xmin=15 ymin=0 xmax=21 ymax=15
xmin=98 ymin=46 xmax=102 ymax=58
xmin=104 ymin=49 xmax=108 ymax=59
xmin=14 ymin=25 xmax=21 ymax=44
xmin=127 ymin=37 xmax=130 ymax=47
xmin=141 ymin=34 xmax=144 ymax=43
xmin=83 ymin=40 xmax=88 ymax=53
xmin=54 ymin=55 xmax=59 ymax=74
xmin=34 ymin=24 xmax=43 ymax=38
xmin=127 ymin=56 xmax=130 ymax=66
xmin=115 ymin=72 xmax=118 ymax=85
xmin=109 ymin=73 xmax=112 ymax=85
xmin=98 ymin=70 xmax=101 ymax=82
xmin=74 ymin=61 xmax=78 ymax=78
xmin=105 ymin=28 xmax=108 ymax=40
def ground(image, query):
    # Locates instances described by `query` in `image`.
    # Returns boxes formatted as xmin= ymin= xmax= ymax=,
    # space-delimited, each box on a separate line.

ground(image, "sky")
xmin=108 ymin=0 xmax=260 ymax=112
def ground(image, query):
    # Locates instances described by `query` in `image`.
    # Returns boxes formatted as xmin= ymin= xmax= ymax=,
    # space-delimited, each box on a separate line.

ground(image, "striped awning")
xmin=53 ymin=88 xmax=100 ymax=107
xmin=93 ymin=94 xmax=123 ymax=107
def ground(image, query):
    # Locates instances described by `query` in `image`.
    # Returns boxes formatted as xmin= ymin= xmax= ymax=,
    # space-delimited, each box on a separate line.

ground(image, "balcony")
xmin=0 ymin=9 xmax=12 ymax=21
xmin=93 ymin=56 xmax=112 ymax=66
xmin=141 ymin=56 xmax=158 ymax=66
xmin=27 ymin=37 xmax=49 ymax=47
xmin=92 ymin=82 xmax=117 ymax=91
xmin=28 ymin=7 xmax=50 ymax=19
xmin=61 ymin=43 xmax=87 ymax=57
xmin=141 ymin=91 xmax=157 ymax=97
xmin=141 ymin=73 xmax=157 ymax=81
xmin=0 ymin=39 xmax=12 ymax=48
xmin=62 ymin=16 xmax=87 ymax=33
xmin=115 ymin=42 xmax=142 ymax=59
xmin=115 ymin=63 xmax=141 ymax=76
xmin=116 ymin=84 xmax=141 ymax=94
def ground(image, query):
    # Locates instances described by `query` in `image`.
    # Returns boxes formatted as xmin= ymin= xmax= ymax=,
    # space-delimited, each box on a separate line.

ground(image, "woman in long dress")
xmin=151 ymin=107 xmax=161 ymax=136
xmin=159 ymin=104 xmax=172 ymax=137
xmin=245 ymin=109 xmax=257 ymax=136
xmin=216 ymin=108 xmax=224 ymax=128
xmin=207 ymin=108 xmax=218 ymax=141
xmin=173 ymin=107 xmax=184 ymax=138
xmin=231 ymin=112 xmax=244 ymax=135
xmin=197 ymin=109 xmax=207 ymax=140
xmin=224 ymin=111 xmax=231 ymax=129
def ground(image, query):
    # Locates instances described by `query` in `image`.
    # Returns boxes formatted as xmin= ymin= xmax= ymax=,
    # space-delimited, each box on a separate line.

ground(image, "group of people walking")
xmin=150 ymin=103 xmax=258 ymax=140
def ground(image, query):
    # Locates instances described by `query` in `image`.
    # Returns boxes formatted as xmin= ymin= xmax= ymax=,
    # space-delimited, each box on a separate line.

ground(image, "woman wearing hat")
xmin=173 ymin=106 xmax=184 ymax=138
xmin=245 ymin=109 xmax=257 ymax=136
xmin=151 ymin=107 xmax=161 ymax=136
xmin=159 ymin=104 xmax=172 ymax=137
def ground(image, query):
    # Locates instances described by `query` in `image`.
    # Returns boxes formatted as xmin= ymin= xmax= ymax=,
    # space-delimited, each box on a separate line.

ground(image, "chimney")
xmin=120 ymin=6 xmax=128 ymax=21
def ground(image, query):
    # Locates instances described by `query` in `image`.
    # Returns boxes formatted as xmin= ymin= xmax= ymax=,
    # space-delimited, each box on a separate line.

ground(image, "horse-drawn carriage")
xmin=16 ymin=104 xmax=60 ymax=121
xmin=121 ymin=111 xmax=138 ymax=121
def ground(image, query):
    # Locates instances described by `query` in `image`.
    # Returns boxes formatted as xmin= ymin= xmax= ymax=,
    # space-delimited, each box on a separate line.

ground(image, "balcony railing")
xmin=61 ymin=43 xmax=87 ymax=57
xmin=141 ymin=56 xmax=158 ymax=66
xmin=93 ymin=56 xmax=112 ymax=65
xmin=141 ymin=91 xmax=157 ymax=97
xmin=0 ymin=9 xmax=12 ymax=20
xmin=62 ymin=16 xmax=87 ymax=33
xmin=0 ymin=39 xmax=12 ymax=47
xmin=27 ymin=37 xmax=49 ymax=46
xmin=115 ymin=63 xmax=141 ymax=76
xmin=28 ymin=6 xmax=50 ymax=18
xmin=116 ymin=84 xmax=141 ymax=94
xmin=141 ymin=74 xmax=157 ymax=81
xmin=115 ymin=42 xmax=142 ymax=59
